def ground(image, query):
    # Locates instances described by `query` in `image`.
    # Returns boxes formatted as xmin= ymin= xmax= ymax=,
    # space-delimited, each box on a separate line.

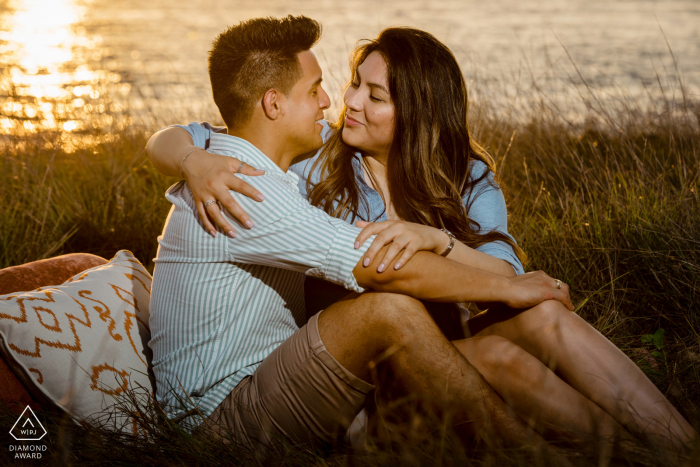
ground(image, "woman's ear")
xmin=261 ymin=89 xmax=284 ymax=120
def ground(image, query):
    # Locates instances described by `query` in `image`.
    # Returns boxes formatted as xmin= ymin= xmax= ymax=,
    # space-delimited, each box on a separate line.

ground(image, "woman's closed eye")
xmin=369 ymin=94 xmax=383 ymax=102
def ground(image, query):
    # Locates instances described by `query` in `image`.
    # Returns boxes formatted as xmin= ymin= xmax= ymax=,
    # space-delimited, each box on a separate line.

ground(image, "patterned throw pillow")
xmin=0 ymin=250 xmax=154 ymax=433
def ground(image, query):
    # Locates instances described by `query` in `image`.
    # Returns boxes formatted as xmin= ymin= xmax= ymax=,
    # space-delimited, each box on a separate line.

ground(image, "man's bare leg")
xmin=317 ymin=291 xmax=545 ymax=449
xmin=470 ymin=300 xmax=697 ymax=451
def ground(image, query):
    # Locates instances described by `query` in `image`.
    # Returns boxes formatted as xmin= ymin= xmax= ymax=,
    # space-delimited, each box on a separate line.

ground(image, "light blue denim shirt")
xmin=172 ymin=121 xmax=524 ymax=275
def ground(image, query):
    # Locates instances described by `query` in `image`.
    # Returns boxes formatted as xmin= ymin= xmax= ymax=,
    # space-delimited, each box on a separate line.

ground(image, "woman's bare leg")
xmin=470 ymin=300 xmax=696 ymax=450
xmin=453 ymin=335 xmax=631 ymax=444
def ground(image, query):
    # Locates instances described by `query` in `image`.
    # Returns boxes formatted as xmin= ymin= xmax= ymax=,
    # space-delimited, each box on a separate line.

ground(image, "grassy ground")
xmin=1 ymin=85 xmax=699 ymax=465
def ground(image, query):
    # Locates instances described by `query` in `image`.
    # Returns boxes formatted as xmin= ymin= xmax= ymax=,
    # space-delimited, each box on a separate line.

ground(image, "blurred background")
xmin=0 ymin=0 xmax=698 ymax=143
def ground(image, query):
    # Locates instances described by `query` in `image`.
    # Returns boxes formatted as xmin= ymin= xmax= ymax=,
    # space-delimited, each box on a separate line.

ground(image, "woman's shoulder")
xmin=290 ymin=120 xmax=337 ymax=184
xmin=468 ymin=159 xmax=493 ymax=182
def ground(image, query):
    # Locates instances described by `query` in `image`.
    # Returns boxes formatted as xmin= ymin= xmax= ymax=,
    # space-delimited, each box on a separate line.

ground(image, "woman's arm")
xmin=354 ymin=161 xmax=522 ymax=278
xmin=465 ymin=161 xmax=525 ymax=275
xmin=145 ymin=124 xmax=265 ymax=236
xmin=354 ymin=220 xmax=517 ymax=277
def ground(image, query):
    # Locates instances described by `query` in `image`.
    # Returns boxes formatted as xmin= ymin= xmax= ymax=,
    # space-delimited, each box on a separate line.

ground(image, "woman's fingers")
xmin=235 ymin=161 xmax=265 ymax=177
xmin=354 ymin=221 xmax=389 ymax=249
xmin=393 ymin=246 xmax=418 ymax=270
xmin=377 ymin=238 xmax=410 ymax=272
xmin=205 ymin=201 xmax=238 ymax=238
xmin=229 ymin=170 xmax=266 ymax=202
xmin=362 ymin=229 xmax=398 ymax=266
xmin=195 ymin=201 xmax=218 ymax=238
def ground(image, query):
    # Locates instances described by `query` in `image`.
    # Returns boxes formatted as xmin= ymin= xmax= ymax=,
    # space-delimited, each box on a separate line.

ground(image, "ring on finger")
xmin=203 ymin=199 xmax=217 ymax=208
xmin=236 ymin=161 xmax=246 ymax=174
xmin=555 ymin=279 xmax=562 ymax=289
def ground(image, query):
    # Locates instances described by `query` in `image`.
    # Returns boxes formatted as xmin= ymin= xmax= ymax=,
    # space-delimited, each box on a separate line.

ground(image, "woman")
xmin=146 ymin=28 xmax=695 ymax=450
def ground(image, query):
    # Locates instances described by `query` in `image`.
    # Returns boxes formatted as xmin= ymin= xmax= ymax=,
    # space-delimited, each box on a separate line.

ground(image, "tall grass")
xmin=1 ymin=57 xmax=699 ymax=465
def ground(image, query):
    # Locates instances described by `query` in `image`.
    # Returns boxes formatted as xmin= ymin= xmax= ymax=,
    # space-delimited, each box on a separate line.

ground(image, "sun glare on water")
xmin=0 ymin=0 xmax=115 ymax=137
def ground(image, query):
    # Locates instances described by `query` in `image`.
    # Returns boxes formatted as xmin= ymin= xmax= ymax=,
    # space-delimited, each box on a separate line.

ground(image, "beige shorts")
xmin=198 ymin=311 xmax=375 ymax=450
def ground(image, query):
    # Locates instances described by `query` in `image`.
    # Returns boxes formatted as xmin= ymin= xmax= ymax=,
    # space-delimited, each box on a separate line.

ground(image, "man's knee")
xmin=363 ymin=292 xmax=427 ymax=323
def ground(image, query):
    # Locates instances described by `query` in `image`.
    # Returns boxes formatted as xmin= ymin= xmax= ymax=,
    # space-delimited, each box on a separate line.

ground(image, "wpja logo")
xmin=8 ymin=406 xmax=48 ymax=460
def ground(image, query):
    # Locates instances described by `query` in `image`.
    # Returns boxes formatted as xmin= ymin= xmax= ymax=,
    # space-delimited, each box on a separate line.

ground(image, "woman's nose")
xmin=344 ymin=87 xmax=362 ymax=111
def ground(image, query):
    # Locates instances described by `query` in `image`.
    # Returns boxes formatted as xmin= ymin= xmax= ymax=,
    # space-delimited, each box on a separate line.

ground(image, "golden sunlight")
xmin=0 ymin=0 xmax=101 ymax=133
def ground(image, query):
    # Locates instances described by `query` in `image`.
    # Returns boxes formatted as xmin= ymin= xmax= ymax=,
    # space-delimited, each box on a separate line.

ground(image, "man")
xmin=149 ymin=15 xmax=570 ymax=452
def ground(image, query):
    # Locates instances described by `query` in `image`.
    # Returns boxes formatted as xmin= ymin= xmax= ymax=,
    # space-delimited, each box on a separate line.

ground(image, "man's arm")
xmin=353 ymin=244 xmax=573 ymax=310
xmin=207 ymin=170 xmax=571 ymax=311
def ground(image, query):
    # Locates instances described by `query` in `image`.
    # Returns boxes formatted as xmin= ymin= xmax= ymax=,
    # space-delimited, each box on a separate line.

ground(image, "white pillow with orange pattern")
xmin=0 ymin=250 xmax=154 ymax=434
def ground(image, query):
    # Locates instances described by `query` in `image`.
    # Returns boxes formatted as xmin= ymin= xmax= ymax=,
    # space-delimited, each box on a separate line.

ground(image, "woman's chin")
xmin=341 ymin=127 xmax=363 ymax=148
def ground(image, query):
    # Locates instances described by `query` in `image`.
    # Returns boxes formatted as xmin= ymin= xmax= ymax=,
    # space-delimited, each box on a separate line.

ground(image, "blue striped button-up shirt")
xmin=149 ymin=133 xmax=374 ymax=424
xmin=175 ymin=121 xmax=524 ymax=275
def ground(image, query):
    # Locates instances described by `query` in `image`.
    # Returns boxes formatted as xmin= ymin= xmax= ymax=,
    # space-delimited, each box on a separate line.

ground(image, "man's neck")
xmin=228 ymin=125 xmax=298 ymax=172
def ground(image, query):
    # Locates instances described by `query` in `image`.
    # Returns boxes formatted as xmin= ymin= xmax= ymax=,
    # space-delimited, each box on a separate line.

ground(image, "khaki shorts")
xmin=198 ymin=311 xmax=375 ymax=450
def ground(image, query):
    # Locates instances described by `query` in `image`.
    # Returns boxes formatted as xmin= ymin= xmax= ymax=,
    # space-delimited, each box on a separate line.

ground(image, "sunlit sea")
xmin=0 ymin=0 xmax=698 ymax=140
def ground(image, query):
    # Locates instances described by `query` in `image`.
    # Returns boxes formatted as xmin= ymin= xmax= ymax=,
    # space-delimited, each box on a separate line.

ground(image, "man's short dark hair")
xmin=208 ymin=15 xmax=322 ymax=129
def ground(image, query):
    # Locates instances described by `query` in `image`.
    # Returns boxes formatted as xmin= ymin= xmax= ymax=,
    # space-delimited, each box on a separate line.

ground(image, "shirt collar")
xmin=208 ymin=132 xmax=299 ymax=187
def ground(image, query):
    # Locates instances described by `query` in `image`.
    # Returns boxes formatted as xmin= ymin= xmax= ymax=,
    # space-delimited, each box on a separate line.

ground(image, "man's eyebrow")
xmin=310 ymin=77 xmax=323 ymax=89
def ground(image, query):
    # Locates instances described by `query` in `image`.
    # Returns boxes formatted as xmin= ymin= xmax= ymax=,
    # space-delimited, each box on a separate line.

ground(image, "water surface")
xmin=1 ymin=0 xmax=697 ymax=138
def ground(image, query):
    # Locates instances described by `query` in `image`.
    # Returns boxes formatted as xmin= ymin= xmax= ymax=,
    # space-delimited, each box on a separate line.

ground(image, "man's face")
xmin=282 ymin=50 xmax=331 ymax=155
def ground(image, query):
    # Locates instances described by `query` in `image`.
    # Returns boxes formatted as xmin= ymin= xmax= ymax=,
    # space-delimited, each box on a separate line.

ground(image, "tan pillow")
xmin=0 ymin=250 xmax=154 ymax=433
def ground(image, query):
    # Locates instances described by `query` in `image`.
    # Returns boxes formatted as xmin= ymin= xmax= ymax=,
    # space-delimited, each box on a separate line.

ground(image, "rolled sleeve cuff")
xmin=307 ymin=218 xmax=373 ymax=293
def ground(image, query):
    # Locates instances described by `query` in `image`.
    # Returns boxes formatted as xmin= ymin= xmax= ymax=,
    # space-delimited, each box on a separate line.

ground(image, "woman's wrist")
xmin=433 ymin=228 xmax=452 ymax=255
xmin=180 ymin=147 xmax=209 ymax=180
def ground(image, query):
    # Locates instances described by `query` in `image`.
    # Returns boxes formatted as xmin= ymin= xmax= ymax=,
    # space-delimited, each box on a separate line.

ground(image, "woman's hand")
xmin=354 ymin=220 xmax=451 ymax=272
xmin=181 ymin=149 xmax=265 ymax=238
xmin=505 ymin=271 xmax=574 ymax=311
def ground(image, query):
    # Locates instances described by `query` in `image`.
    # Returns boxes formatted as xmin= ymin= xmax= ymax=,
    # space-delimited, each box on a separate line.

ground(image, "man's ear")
xmin=261 ymin=88 xmax=285 ymax=120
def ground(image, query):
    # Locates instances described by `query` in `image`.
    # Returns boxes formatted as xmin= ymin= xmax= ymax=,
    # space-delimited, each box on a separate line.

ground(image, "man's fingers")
xmin=206 ymin=201 xmax=237 ymax=238
xmin=562 ymin=283 xmax=574 ymax=310
xmin=196 ymin=202 xmax=218 ymax=238
xmin=230 ymin=173 xmax=265 ymax=202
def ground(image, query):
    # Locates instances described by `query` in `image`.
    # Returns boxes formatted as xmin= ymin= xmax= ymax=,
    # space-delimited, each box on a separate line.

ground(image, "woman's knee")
xmin=521 ymin=299 xmax=571 ymax=337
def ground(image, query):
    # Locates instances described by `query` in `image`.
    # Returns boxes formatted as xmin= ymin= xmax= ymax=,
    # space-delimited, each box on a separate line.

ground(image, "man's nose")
xmin=319 ymin=85 xmax=331 ymax=110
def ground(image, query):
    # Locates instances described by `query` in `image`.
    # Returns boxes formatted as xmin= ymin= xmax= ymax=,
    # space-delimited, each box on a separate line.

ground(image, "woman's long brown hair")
xmin=307 ymin=27 xmax=525 ymax=264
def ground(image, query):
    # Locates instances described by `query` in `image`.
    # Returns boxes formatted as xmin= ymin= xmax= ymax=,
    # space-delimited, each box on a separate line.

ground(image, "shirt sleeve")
xmin=464 ymin=161 xmax=525 ymax=275
xmin=221 ymin=172 xmax=372 ymax=293
xmin=166 ymin=122 xmax=226 ymax=150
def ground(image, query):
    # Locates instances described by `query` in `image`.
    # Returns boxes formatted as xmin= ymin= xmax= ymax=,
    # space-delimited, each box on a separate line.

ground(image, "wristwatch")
xmin=439 ymin=228 xmax=455 ymax=257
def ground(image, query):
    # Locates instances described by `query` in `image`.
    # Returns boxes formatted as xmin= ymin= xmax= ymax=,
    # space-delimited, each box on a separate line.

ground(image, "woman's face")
xmin=341 ymin=51 xmax=395 ymax=159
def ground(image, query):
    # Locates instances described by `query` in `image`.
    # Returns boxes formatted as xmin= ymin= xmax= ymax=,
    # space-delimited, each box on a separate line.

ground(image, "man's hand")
xmin=182 ymin=149 xmax=265 ymax=238
xmin=505 ymin=271 xmax=574 ymax=310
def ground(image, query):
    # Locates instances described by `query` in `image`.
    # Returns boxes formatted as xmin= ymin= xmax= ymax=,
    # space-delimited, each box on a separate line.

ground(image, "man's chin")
xmin=291 ymin=136 xmax=325 ymax=165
